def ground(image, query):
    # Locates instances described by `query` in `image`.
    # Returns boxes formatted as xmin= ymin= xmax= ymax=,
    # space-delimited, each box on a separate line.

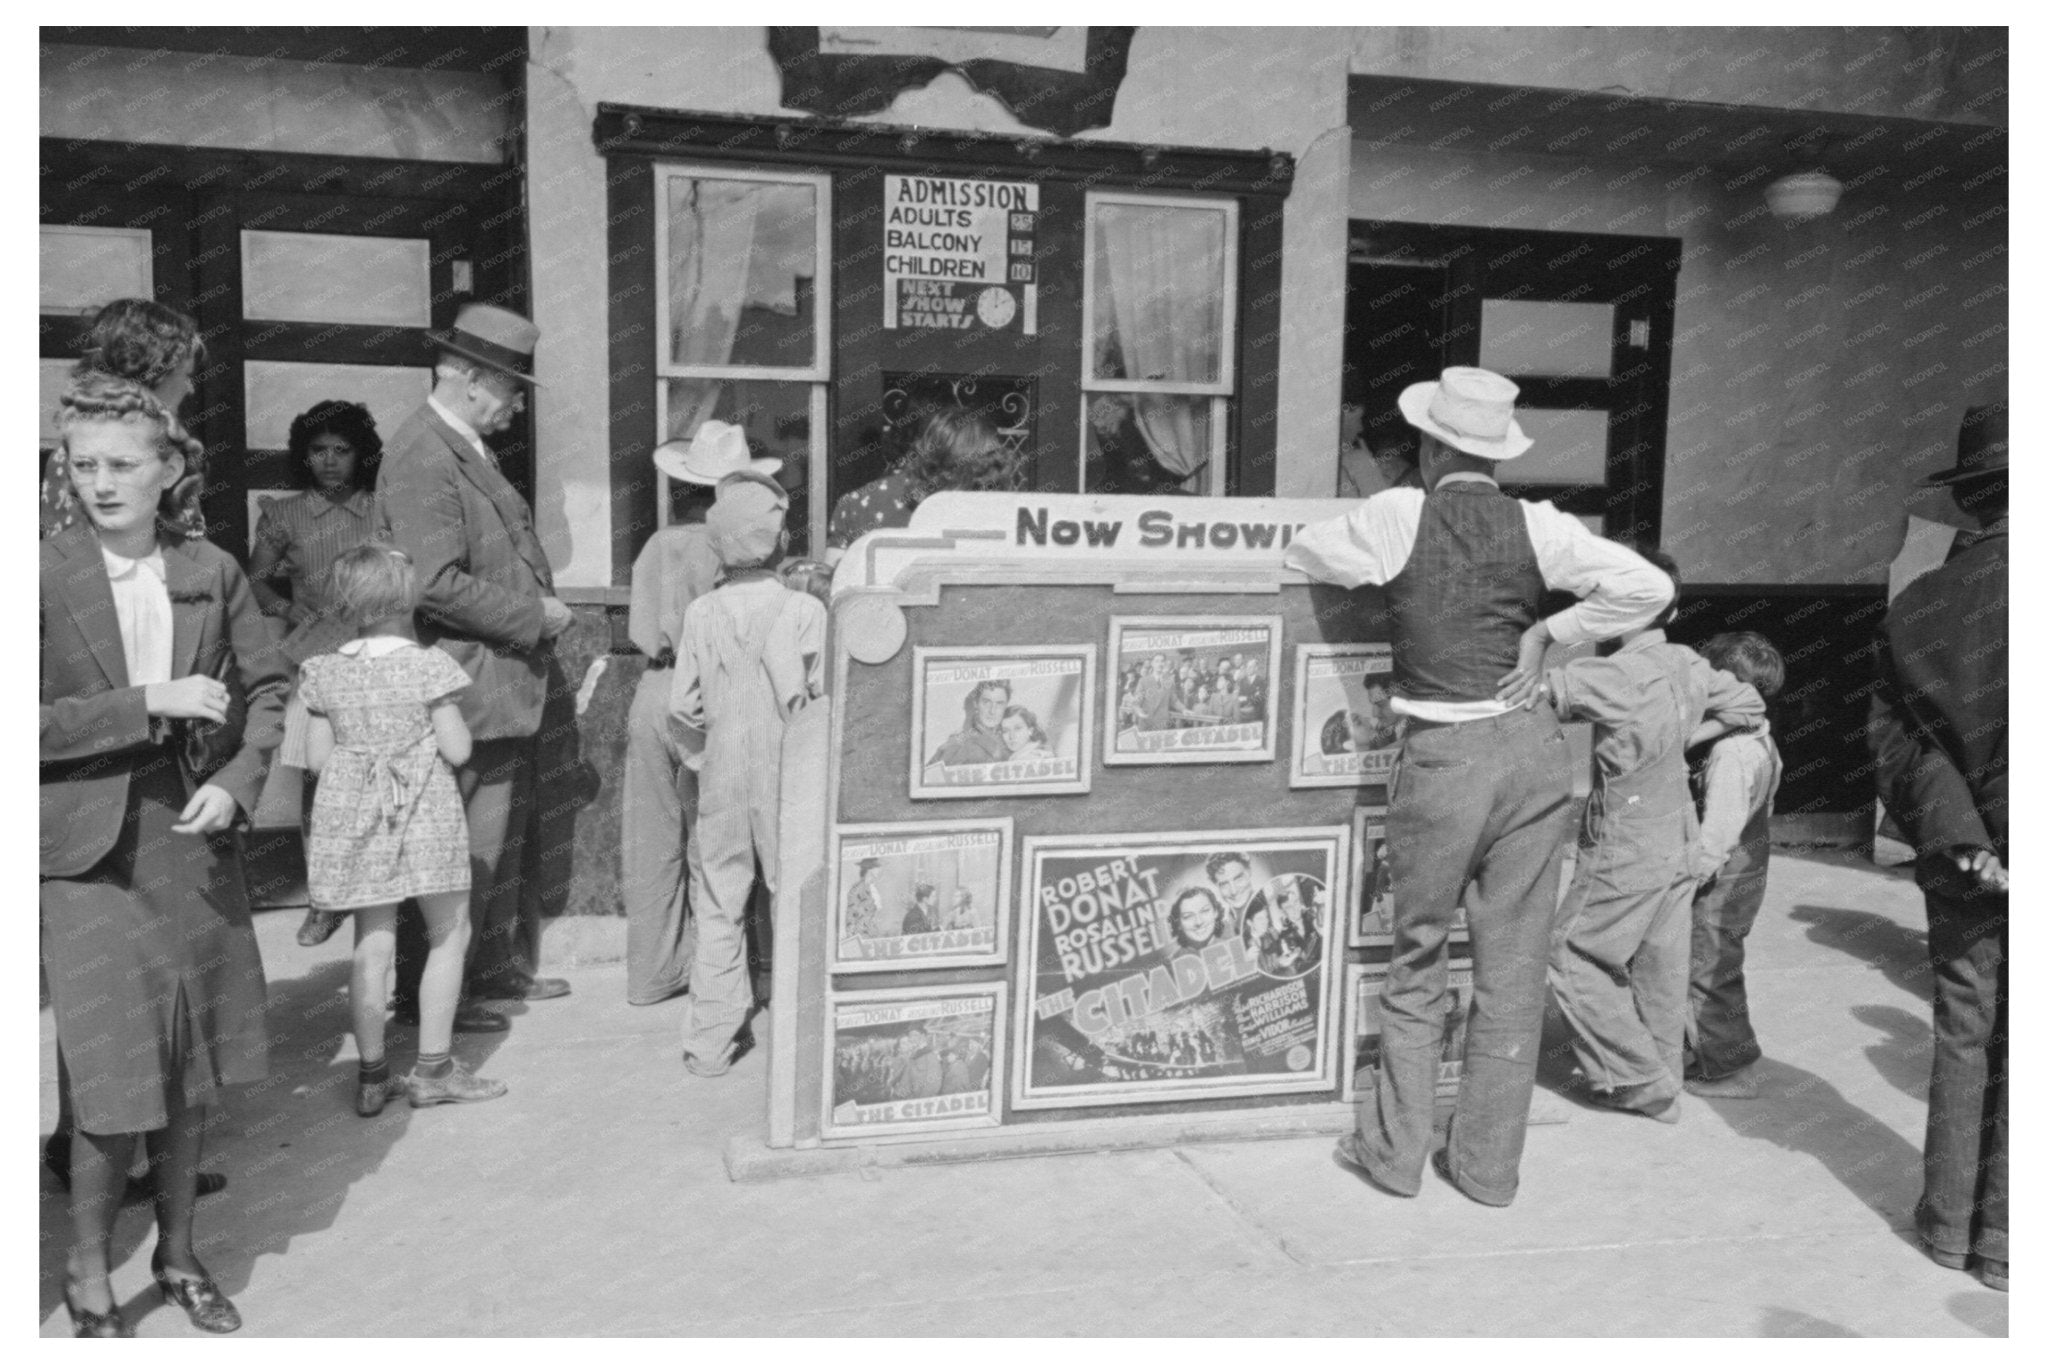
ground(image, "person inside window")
xmin=825 ymin=408 xmax=1022 ymax=560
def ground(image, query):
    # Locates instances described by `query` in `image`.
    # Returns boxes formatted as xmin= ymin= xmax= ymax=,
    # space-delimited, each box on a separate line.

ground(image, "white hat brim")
xmin=652 ymin=445 xmax=784 ymax=486
xmin=1398 ymin=382 xmax=1533 ymax=461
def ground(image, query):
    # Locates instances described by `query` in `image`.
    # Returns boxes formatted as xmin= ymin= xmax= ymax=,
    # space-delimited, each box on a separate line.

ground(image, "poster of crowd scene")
xmin=911 ymin=645 xmax=1094 ymax=798
xmin=1343 ymin=962 xmax=1474 ymax=1102
xmin=832 ymin=819 xmax=1012 ymax=972
xmin=1105 ymin=618 xmax=1280 ymax=765
xmin=823 ymin=985 xmax=1005 ymax=1139
xmin=1013 ymin=829 xmax=1344 ymax=1109
xmin=1290 ymin=643 xmax=1400 ymax=787
xmin=1349 ymin=807 xmax=1468 ymax=947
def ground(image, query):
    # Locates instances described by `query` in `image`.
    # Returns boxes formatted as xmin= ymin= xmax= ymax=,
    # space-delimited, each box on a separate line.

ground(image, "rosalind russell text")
xmin=1015 ymin=506 xmax=1310 ymax=551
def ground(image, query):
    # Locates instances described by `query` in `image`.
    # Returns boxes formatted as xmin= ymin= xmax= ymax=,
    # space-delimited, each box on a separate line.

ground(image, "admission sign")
xmin=882 ymin=174 xmax=1039 ymax=334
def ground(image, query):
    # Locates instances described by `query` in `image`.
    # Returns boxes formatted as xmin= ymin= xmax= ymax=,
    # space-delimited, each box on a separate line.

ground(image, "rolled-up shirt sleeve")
xmin=1283 ymin=490 xmax=1418 ymax=588
xmin=1523 ymin=501 xmax=1675 ymax=645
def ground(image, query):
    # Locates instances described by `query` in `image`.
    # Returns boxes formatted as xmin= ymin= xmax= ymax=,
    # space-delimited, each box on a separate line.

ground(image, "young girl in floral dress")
xmin=300 ymin=545 xmax=507 ymax=1115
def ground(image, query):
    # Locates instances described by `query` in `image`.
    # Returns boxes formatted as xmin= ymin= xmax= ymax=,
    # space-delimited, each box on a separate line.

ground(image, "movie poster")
xmin=1342 ymin=962 xmax=1474 ymax=1102
xmin=1104 ymin=617 xmax=1281 ymax=766
xmin=910 ymin=645 xmax=1094 ymax=799
xmin=831 ymin=819 xmax=1012 ymax=973
xmin=822 ymin=985 xmax=1005 ymax=1139
xmin=1348 ymin=806 xmax=1469 ymax=948
xmin=1289 ymin=644 xmax=1399 ymax=787
xmin=1013 ymin=828 xmax=1344 ymax=1109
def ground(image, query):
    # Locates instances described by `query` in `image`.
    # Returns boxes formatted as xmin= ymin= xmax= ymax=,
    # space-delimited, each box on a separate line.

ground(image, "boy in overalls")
xmin=1544 ymin=552 xmax=1766 ymax=1121
xmin=668 ymin=472 xmax=827 ymax=1077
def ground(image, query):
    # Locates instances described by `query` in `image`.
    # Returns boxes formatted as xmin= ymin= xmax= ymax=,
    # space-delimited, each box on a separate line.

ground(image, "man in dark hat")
xmin=1868 ymin=399 xmax=2008 ymax=1293
xmin=380 ymin=303 xmax=576 ymax=1032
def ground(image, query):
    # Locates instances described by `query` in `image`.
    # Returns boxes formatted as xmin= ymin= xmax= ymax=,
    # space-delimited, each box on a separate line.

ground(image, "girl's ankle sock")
xmin=358 ymin=1056 xmax=389 ymax=1087
xmin=413 ymin=1050 xmax=453 ymax=1080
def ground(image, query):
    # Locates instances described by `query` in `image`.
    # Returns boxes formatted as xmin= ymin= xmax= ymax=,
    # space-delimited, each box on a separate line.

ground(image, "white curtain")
xmin=1096 ymin=204 xmax=1224 ymax=478
xmin=667 ymin=180 xmax=764 ymax=437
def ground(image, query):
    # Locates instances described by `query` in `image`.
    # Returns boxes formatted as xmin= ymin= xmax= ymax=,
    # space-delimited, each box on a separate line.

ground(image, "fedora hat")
xmin=426 ymin=303 xmax=540 ymax=387
xmin=652 ymin=420 xmax=783 ymax=486
xmin=1920 ymin=401 xmax=2008 ymax=486
xmin=1398 ymin=366 xmax=1533 ymax=461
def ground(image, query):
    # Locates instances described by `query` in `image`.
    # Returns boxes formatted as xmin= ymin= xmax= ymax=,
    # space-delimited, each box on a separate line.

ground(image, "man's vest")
xmin=1382 ymin=481 xmax=1544 ymax=703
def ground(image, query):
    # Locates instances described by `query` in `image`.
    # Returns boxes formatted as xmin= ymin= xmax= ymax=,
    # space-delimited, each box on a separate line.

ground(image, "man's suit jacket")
xmin=376 ymin=403 xmax=555 ymax=742
xmin=1869 ymin=529 xmax=2008 ymax=885
xmin=40 ymin=523 xmax=290 ymax=878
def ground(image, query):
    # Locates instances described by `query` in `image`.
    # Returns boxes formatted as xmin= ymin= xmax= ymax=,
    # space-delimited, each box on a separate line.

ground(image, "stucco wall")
xmin=1348 ymin=136 xmax=2006 ymax=585
xmin=1348 ymin=26 xmax=2007 ymax=126
xmin=524 ymin=26 xmax=1353 ymax=581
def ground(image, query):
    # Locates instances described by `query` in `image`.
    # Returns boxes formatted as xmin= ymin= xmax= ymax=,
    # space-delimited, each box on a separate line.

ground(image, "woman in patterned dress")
xmin=824 ymin=408 xmax=1022 ymax=558
xmin=299 ymin=545 xmax=507 ymax=1116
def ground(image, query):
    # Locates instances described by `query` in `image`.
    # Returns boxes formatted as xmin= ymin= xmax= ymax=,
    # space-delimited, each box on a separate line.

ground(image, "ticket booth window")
xmin=653 ymin=164 xmax=832 ymax=534
xmin=1080 ymin=192 xmax=1237 ymax=496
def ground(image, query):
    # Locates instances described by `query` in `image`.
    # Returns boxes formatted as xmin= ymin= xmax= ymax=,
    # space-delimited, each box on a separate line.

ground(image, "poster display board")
xmin=910 ymin=645 xmax=1095 ymax=798
xmin=1342 ymin=961 xmax=1474 ymax=1102
xmin=1289 ymin=644 xmax=1399 ymax=787
xmin=822 ymin=984 xmax=1006 ymax=1140
xmin=1012 ymin=828 xmax=1346 ymax=1110
xmin=881 ymin=174 xmax=1039 ymax=335
xmin=1104 ymin=617 xmax=1280 ymax=765
xmin=1349 ymin=807 xmax=1468 ymax=948
xmin=831 ymin=819 xmax=1012 ymax=972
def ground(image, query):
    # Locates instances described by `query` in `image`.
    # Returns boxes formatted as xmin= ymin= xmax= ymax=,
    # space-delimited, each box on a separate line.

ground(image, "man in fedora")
xmin=1868 ymin=399 xmax=2007 ymax=1292
xmin=621 ymin=422 xmax=781 ymax=1005
xmin=380 ymin=302 xmax=576 ymax=1031
xmin=1285 ymin=365 xmax=1673 ymax=1207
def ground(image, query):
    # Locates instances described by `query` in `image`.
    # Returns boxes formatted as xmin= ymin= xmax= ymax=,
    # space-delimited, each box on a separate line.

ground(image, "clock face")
xmin=975 ymin=286 xmax=1017 ymax=329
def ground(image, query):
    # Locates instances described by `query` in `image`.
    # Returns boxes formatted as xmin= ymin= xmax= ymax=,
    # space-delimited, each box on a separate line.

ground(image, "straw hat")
xmin=652 ymin=420 xmax=783 ymax=486
xmin=1397 ymin=366 xmax=1533 ymax=461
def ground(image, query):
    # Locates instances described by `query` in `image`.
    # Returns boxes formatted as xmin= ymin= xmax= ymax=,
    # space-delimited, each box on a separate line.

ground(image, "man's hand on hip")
xmin=539 ymin=595 xmax=575 ymax=639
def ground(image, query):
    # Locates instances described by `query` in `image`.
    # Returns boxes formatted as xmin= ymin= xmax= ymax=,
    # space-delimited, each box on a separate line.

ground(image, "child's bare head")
xmin=1700 ymin=630 xmax=1784 ymax=699
xmin=328 ymin=544 xmax=417 ymax=631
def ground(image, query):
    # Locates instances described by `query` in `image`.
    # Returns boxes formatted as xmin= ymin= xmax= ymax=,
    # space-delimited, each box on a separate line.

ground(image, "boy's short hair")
xmin=1699 ymin=630 xmax=1785 ymax=699
xmin=327 ymin=543 xmax=417 ymax=630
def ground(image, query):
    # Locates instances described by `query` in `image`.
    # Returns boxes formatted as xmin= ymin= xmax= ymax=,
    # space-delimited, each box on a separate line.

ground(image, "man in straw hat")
xmin=668 ymin=471 xmax=827 ymax=1076
xmin=378 ymin=303 xmax=577 ymax=1034
xmin=621 ymin=422 xmax=782 ymax=1006
xmin=1868 ymin=399 xmax=2008 ymax=1292
xmin=1285 ymin=365 xmax=1674 ymax=1206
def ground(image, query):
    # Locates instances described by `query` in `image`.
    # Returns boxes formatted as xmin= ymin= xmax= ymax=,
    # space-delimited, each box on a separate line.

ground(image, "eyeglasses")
xmin=66 ymin=455 xmax=164 ymax=483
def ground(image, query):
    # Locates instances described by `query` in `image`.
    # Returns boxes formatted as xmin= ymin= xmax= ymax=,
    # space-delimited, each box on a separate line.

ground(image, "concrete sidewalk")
xmin=39 ymin=850 xmax=2006 ymax=1336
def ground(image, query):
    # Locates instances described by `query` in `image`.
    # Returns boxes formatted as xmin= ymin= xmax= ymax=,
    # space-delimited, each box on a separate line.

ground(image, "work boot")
xmin=405 ymin=1060 xmax=508 ymax=1108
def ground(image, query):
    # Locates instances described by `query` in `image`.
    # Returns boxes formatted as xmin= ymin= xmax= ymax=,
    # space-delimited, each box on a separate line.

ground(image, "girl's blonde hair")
xmin=56 ymin=373 xmax=207 ymax=538
xmin=327 ymin=544 xmax=418 ymax=631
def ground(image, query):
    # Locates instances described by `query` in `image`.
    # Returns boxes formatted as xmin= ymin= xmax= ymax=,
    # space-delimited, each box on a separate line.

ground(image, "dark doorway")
xmin=1343 ymin=221 xmax=1681 ymax=544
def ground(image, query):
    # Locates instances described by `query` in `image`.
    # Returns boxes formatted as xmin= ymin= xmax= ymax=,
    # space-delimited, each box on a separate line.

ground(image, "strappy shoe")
xmin=150 ymin=1247 xmax=242 ymax=1334
xmin=63 ymin=1283 xmax=131 ymax=1338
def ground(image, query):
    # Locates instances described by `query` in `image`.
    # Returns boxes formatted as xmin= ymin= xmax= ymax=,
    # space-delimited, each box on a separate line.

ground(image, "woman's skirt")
xmin=40 ymin=749 xmax=269 ymax=1135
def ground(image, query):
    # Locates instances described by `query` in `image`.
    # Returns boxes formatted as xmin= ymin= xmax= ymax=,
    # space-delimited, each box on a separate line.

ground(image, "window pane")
xmin=665 ymin=176 xmax=818 ymax=371
xmin=1478 ymin=300 xmax=1614 ymax=379
xmin=241 ymin=231 xmax=432 ymax=327
xmin=663 ymin=378 xmax=813 ymax=538
xmin=1089 ymin=201 xmax=1229 ymax=386
xmin=1502 ymin=408 xmax=1608 ymax=485
xmin=1084 ymin=393 xmax=1214 ymax=495
xmin=41 ymin=225 xmax=152 ymax=313
xmin=244 ymin=361 xmax=431 ymax=451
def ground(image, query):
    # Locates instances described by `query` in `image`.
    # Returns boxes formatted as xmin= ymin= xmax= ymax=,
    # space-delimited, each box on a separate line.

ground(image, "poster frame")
xmin=908 ymin=643 xmax=1096 ymax=800
xmin=1341 ymin=961 xmax=1475 ymax=1103
xmin=820 ymin=981 xmax=1008 ymax=1142
xmin=1101 ymin=615 xmax=1283 ymax=767
xmin=1347 ymin=804 xmax=1471 ymax=949
xmin=1011 ymin=825 xmax=1347 ymax=1112
xmin=828 ymin=818 xmax=1014 ymax=974
xmin=1287 ymin=642 xmax=1399 ymax=789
